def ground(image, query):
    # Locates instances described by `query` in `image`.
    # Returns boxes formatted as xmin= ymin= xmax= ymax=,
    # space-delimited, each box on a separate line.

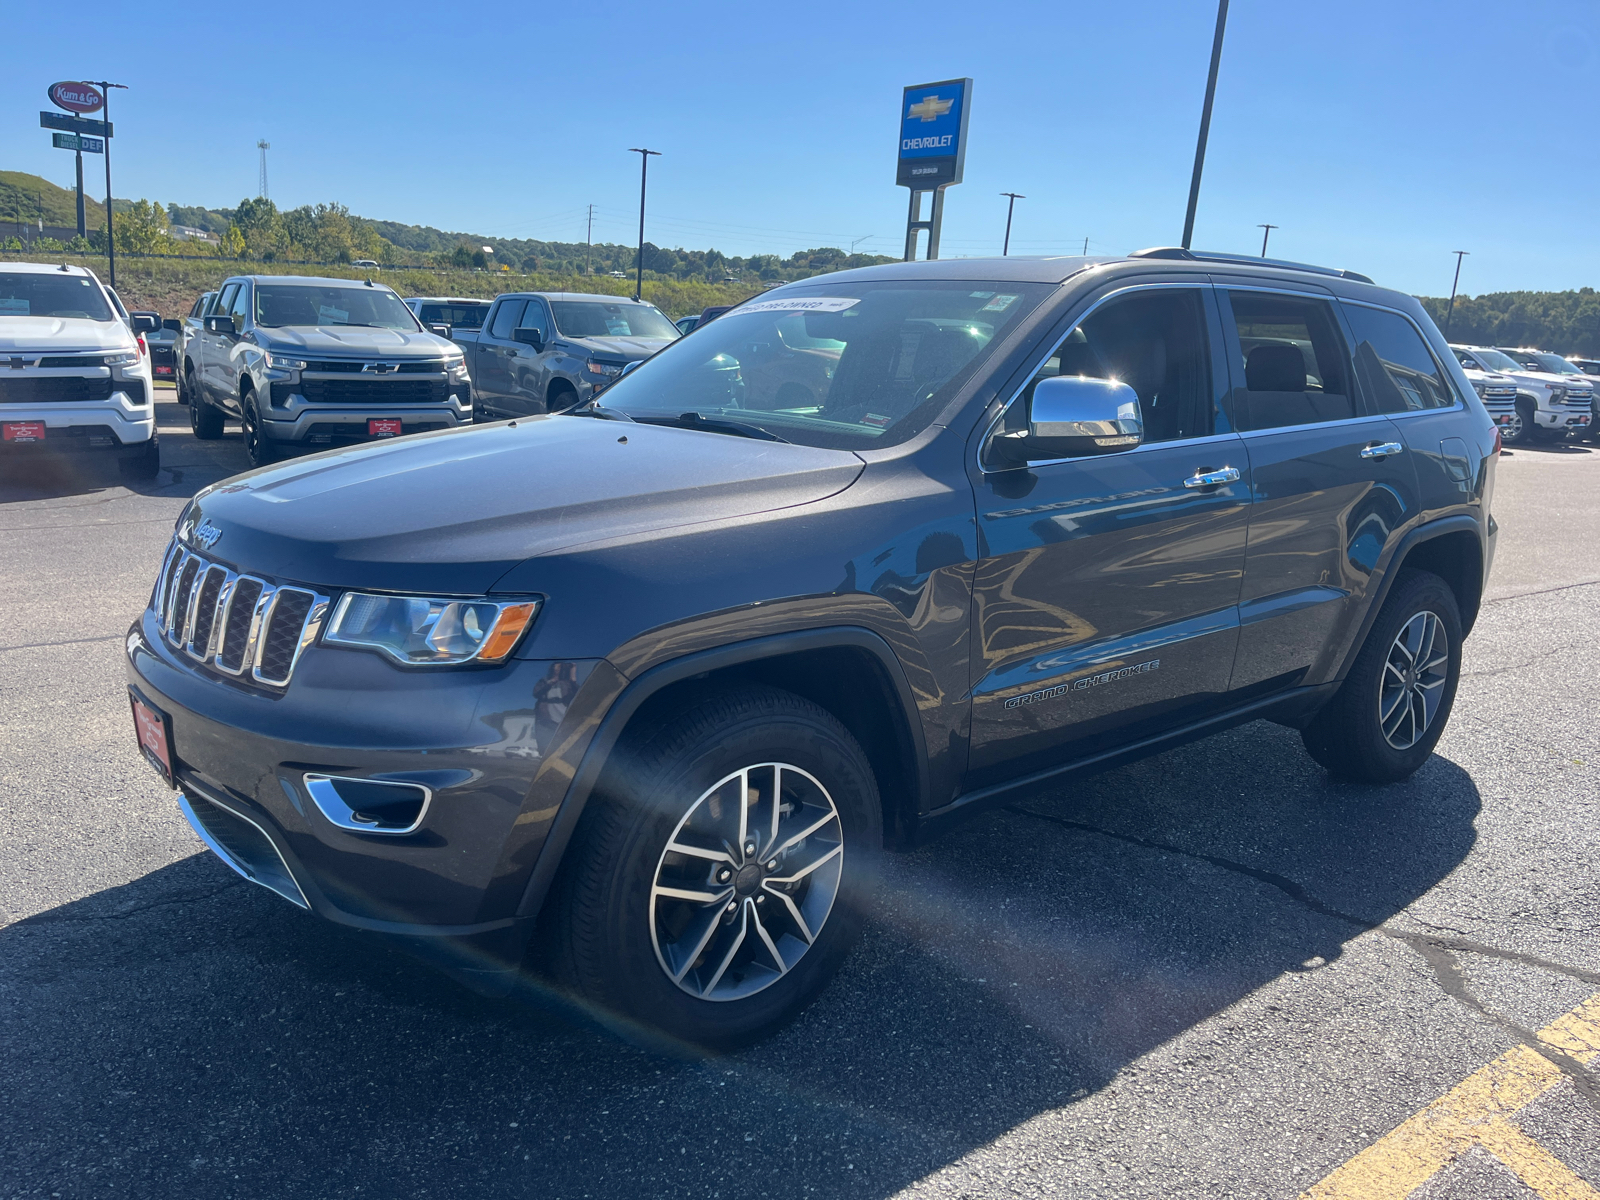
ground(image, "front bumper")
xmin=1 ymin=387 xmax=155 ymax=453
xmin=125 ymin=608 xmax=605 ymax=975
xmin=261 ymin=385 xmax=472 ymax=446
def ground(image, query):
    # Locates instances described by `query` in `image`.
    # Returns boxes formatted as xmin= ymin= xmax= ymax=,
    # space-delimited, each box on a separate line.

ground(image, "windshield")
xmin=550 ymin=301 xmax=677 ymax=340
xmin=1524 ymin=352 xmax=1582 ymax=374
xmin=587 ymin=280 xmax=1051 ymax=449
xmin=1466 ymin=348 xmax=1522 ymax=373
xmin=254 ymin=284 xmax=420 ymax=330
xmin=0 ymin=272 xmax=115 ymax=321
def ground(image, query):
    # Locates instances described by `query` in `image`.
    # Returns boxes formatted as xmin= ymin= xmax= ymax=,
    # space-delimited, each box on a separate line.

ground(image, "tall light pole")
xmin=1000 ymin=192 xmax=1024 ymax=255
xmin=628 ymin=148 xmax=660 ymax=301
xmin=1257 ymin=223 xmax=1278 ymax=257
xmin=1180 ymin=0 xmax=1230 ymax=250
xmin=92 ymin=81 xmax=128 ymax=288
xmin=1444 ymin=250 xmax=1469 ymax=339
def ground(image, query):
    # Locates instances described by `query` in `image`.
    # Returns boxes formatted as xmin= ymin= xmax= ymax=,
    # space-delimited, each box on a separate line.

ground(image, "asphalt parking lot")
xmin=2 ymin=391 xmax=1596 ymax=1200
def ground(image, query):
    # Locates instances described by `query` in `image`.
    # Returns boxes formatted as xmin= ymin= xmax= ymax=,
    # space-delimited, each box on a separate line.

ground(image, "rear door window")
xmin=1342 ymin=304 xmax=1457 ymax=412
xmin=213 ymin=284 xmax=240 ymax=322
xmin=1224 ymin=291 xmax=1354 ymax=430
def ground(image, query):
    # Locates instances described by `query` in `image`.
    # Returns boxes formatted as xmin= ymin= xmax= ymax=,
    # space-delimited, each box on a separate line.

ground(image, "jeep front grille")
xmin=152 ymin=538 xmax=328 ymax=688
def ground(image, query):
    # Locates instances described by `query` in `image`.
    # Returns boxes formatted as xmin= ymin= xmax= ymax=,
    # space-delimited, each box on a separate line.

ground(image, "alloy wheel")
xmin=1378 ymin=610 xmax=1449 ymax=750
xmin=649 ymin=763 xmax=843 ymax=1002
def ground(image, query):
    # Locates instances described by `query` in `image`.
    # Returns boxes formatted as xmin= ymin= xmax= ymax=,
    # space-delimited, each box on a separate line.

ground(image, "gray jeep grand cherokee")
xmin=126 ymin=249 xmax=1496 ymax=1047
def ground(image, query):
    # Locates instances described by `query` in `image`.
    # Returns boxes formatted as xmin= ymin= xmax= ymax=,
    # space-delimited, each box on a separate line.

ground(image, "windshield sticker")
xmin=980 ymin=294 xmax=1019 ymax=313
xmin=734 ymin=296 xmax=861 ymax=316
xmin=317 ymin=304 xmax=350 ymax=324
xmin=605 ymin=318 xmax=630 ymax=335
xmin=862 ymin=413 xmax=891 ymax=428
xmin=0 ymin=298 xmax=30 ymax=315
xmin=968 ymin=291 xmax=995 ymax=299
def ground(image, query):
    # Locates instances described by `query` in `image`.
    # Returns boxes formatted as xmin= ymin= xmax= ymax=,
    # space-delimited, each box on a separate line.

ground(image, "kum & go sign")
xmin=48 ymin=82 xmax=104 ymax=113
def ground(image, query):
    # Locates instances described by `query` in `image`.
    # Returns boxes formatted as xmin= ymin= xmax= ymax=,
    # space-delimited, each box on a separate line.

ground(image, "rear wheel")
xmin=1302 ymin=570 xmax=1462 ymax=784
xmin=175 ymin=362 xmax=190 ymax=405
xmin=1500 ymin=400 xmax=1533 ymax=445
xmin=190 ymin=387 xmax=224 ymax=439
xmin=546 ymin=685 xmax=881 ymax=1049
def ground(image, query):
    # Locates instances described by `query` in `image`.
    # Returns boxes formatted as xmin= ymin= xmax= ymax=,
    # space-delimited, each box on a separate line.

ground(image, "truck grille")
xmin=1478 ymin=387 xmax=1516 ymax=414
xmin=152 ymin=538 xmax=329 ymax=688
xmin=293 ymin=378 xmax=445 ymax=405
xmin=0 ymin=376 xmax=114 ymax=403
xmin=304 ymin=359 xmax=446 ymax=374
xmin=1560 ymin=390 xmax=1593 ymax=410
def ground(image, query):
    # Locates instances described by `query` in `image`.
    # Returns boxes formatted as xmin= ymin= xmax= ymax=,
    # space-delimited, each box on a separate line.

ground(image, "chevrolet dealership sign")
xmin=896 ymin=78 xmax=971 ymax=188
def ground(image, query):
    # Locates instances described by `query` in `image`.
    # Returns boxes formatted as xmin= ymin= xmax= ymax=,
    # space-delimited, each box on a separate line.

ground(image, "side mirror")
xmin=428 ymin=322 xmax=451 ymax=337
xmin=991 ymin=375 xmax=1143 ymax=465
xmin=204 ymin=314 xmax=238 ymax=335
xmin=620 ymin=360 xmax=643 ymax=378
xmin=162 ymin=318 xmax=182 ymax=332
xmin=512 ymin=327 xmax=544 ymax=351
xmin=130 ymin=311 xmax=161 ymax=334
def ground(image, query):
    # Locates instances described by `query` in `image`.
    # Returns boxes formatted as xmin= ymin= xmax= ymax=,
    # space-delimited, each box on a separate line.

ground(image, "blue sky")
xmin=1 ymin=0 xmax=1595 ymax=297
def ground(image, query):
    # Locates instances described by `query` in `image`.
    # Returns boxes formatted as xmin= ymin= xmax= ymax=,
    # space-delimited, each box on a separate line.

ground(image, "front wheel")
xmin=546 ymin=685 xmax=881 ymax=1049
xmin=241 ymin=398 xmax=278 ymax=469
xmin=1302 ymin=570 xmax=1462 ymax=783
xmin=190 ymin=389 xmax=224 ymax=439
xmin=118 ymin=437 xmax=160 ymax=482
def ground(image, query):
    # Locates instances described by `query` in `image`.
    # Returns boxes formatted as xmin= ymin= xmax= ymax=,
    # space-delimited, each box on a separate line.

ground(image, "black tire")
xmin=546 ymin=685 xmax=881 ymax=1049
xmin=190 ymin=388 xmax=224 ymax=440
xmin=241 ymin=396 xmax=278 ymax=468
xmin=118 ymin=437 xmax=160 ymax=482
xmin=175 ymin=362 xmax=190 ymax=405
xmin=1302 ymin=570 xmax=1463 ymax=784
xmin=546 ymin=382 xmax=579 ymax=413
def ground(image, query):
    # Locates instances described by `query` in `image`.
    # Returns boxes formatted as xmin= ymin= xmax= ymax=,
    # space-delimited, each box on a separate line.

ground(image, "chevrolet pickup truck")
xmin=0 ymin=262 xmax=160 ymax=479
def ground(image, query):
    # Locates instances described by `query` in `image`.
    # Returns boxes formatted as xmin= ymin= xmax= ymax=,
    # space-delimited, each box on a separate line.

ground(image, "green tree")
xmin=115 ymin=199 xmax=175 ymax=255
xmin=219 ymin=223 xmax=247 ymax=259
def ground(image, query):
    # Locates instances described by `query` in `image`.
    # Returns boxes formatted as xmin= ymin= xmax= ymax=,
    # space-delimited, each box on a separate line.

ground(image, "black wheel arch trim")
xmin=514 ymin=625 xmax=931 ymax=922
xmin=1333 ymin=513 xmax=1484 ymax=683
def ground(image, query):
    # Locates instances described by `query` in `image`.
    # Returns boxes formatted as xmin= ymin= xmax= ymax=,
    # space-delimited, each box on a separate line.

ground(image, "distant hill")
xmin=0 ymin=170 xmax=106 ymax=230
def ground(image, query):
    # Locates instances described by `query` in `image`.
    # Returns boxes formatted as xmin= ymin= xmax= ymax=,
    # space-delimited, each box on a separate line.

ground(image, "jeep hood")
xmin=0 ymin=316 xmax=135 ymax=354
xmin=182 ymin=415 xmax=864 ymax=594
xmin=558 ymin=334 xmax=675 ymax=362
xmin=259 ymin=326 xmax=457 ymax=357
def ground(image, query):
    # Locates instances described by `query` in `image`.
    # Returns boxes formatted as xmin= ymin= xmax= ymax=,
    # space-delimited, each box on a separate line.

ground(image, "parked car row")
xmin=1451 ymin=344 xmax=1596 ymax=444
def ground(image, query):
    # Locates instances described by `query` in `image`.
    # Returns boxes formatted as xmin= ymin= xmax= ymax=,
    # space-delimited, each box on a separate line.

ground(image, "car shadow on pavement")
xmin=0 ymin=721 xmax=1478 ymax=1199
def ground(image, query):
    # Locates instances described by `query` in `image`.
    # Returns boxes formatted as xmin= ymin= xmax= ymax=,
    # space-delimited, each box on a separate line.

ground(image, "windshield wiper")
xmin=567 ymin=401 xmax=636 ymax=421
xmin=641 ymin=411 xmax=789 ymax=443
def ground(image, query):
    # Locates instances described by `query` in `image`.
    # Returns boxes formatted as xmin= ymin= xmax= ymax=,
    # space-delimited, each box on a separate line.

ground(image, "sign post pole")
xmin=896 ymin=78 xmax=971 ymax=262
xmin=44 ymin=81 xmax=109 ymax=246
xmin=75 ymin=148 xmax=85 ymax=239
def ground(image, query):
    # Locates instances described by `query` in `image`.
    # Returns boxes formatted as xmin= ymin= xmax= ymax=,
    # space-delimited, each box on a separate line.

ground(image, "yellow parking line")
xmin=1302 ymin=993 xmax=1600 ymax=1199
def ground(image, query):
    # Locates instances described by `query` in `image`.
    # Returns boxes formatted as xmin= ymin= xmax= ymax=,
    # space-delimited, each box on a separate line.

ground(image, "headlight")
xmin=263 ymin=351 xmax=308 ymax=371
xmin=585 ymin=359 xmax=624 ymax=378
xmin=1548 ymin=385 xmax=1566 ymax=401
xmin=103 ymin=351 xmax=140 ymax=367
xmin=446 ymin=356 xmax=469 ymax=379
xmin=324 ymin=592 xmax=540 ymax=665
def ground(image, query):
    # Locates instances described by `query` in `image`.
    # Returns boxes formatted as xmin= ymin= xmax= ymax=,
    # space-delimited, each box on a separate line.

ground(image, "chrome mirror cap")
xmin=1031 ymin=375 xmax=1143 ymax=447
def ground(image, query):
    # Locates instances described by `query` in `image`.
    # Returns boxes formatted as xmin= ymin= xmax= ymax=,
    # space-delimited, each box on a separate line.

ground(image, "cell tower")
xmin=257 ymin=140 xmax=270 ymax=199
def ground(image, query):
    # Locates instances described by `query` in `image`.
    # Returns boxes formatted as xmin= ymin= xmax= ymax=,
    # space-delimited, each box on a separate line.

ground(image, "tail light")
xmin=1492 ymin=428 xmax=1503 ymax=456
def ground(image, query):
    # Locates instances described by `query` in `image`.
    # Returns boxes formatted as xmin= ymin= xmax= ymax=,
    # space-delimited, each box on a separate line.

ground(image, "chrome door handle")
xmin=1183 ymin=466 xmax=1241 ymax=489
xmin=1361 ymin=441 xmax=1404 ymax=459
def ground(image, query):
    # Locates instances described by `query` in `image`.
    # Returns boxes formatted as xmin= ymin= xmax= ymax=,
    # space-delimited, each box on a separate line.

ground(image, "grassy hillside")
xmin=0 ymin=170 xmax=105 ymax=229
xmin=0 ymin=250 xmax=764 ymax=321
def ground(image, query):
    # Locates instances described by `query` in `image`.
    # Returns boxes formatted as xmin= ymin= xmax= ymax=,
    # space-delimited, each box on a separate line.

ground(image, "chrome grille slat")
xmin=147 ymin=537 xmax=327 ymax=689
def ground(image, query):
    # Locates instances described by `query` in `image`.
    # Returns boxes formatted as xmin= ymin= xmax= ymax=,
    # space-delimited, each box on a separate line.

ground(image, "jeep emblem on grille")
xmin=363 ymin=362 xmax=399 ymax=374
xmin=193 ymin=520 xmax=223 ymax=549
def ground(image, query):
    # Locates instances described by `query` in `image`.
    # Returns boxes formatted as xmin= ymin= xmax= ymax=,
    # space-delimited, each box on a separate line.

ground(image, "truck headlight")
xmin=1549 ymin=385 xmax=1566 ymax=401
xmin=585 ymin=359 xmax=624 ymax=379
xmin=324 ymin=592 xmax=540 ymax=665
xmin=446 ymin=356 xmax=470 ymax=381
xmin=263 ymin=351 xmax=308 ymax=371
xmin=103 ymin=351 xmax=140 ymax=367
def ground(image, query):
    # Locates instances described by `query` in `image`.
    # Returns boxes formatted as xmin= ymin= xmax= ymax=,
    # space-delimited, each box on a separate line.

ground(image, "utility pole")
xmin=1444 ymin=250 xmax=1469 ymax=339
xmin=93 ymin=81 xmax=128 ymax=288
xmin=1257 ymin=223 xmax=1278 ymax=257
xmin=585 ymin=204 xmax=594 ymax=274
xmin=1180 ymin=0 xmax=1230 ymax=250
xmin=628 ymin=148 xmax=660 ymax=301
xmin=1083 ymin=236 xmax=1089 ymax=255
xmin=257 ymin=140 xmax=270 ymax=199
xmin=999 ymin=192 xmax=1024 ymax=255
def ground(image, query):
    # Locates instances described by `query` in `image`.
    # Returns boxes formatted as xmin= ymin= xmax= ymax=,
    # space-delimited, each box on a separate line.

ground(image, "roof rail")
xmin=1127 ymin=247 xmax=1374 ymax=285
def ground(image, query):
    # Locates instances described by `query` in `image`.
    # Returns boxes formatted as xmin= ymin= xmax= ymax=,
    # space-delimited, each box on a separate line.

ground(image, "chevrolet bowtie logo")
xmin=907 ymin=95 xmax=953 ymax=122
xmin=6 ymin=357 xmax=29 ymax=370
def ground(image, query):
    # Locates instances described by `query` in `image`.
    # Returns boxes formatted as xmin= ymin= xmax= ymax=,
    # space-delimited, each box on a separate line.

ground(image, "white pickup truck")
xmin=1451 ymin=344 xmax=1593 ymax=445
xmin=0 ymin=262 xmax=160 ymax=479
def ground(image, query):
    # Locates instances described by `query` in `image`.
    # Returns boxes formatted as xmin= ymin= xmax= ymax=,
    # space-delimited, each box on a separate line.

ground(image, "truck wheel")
xmin=176 ymin=363 xmax=190 ymax=406
xmin=241 ymin=398 xmax=278 ymax=468
xmin=119 ymin=437 xmax=160 ymax=482
xmin=1500 ymin=400 xmax=1533 ymax=445
xmin=547 ymin=685 xmax=881 ymax=1049
xmin=1301 ymin=570 xmax=1462 ymax=784
xmin=190 ymin=391 xmax=224 ymax=439
xmin=547 ymin=381 xmax=579 ymax=413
